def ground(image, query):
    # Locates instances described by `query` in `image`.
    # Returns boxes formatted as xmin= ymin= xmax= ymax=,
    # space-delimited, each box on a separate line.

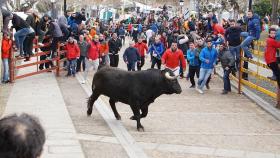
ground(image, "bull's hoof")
xmin=137 ymin=126 xmax=145 ymax=132
xmin=87 ymin=109 xmax=92 ymax=116
xmin=130 ymin=116 xmax=137 ymax=120
xmin=115 ymin=115 xmax=121 ymax=120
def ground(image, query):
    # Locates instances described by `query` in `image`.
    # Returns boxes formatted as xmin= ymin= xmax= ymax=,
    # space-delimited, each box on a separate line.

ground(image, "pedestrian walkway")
xmin=2 ymin=62 xmax=85 ymax=158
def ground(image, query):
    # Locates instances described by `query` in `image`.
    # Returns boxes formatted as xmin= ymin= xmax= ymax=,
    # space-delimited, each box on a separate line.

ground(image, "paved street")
xmin=1 ymin=38 xmax=280 ymax=158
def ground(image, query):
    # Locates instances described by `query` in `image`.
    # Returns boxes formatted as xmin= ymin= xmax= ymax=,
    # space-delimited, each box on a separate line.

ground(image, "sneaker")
xmin=189 ymin=85 xmax=195 ymax=88
xmin=206 ymin=84 xmax=210 ymax=90
xmin=196 ymin=88 xmax=204 ymax=94
xmin=221 ymin=90 xmax=228 ymax=95
xmin=38 ymin=43 xmax=44 ymax=47
xmin=81 ymin=80 xmax=86 ymax=84
xmin=267 ymin=76 xmax=277 ymax=81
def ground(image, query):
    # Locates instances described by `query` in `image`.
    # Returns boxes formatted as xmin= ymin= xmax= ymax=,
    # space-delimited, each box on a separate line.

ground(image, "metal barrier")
xmin=9 ymin=37 xmax=65 ymax=82
xmin=234 ymin=40 xmax=280 ymax=108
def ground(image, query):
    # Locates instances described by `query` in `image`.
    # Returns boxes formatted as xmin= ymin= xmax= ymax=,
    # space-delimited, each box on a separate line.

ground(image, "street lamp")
xmin=248 ymin=0 xmax=253 ymax=10
xmin=50 ymin=0 xmax=56 ymax=19
xmin=179 ymin=0 xmax=184 ymax=15
xmin=64 ymin=0 xmax=67 ymax=16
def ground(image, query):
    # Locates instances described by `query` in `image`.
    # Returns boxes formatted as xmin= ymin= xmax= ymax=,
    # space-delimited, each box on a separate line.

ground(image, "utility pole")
xmin=248 ymin=0 xmax=252 ymax=10
xmin=64 ymin=0 xmax=67 ymax=16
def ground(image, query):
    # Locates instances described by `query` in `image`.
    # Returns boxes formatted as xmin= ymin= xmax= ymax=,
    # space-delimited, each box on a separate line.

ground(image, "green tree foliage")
xmin=253 ymin=0 xmax=280 ymax=17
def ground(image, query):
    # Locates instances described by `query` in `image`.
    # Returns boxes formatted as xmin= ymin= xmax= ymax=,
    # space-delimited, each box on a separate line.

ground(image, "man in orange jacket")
xmin=161 ymin=42 xmax=186 ymax=76
xmin=1 ymin=32 xmax=12 ymax=83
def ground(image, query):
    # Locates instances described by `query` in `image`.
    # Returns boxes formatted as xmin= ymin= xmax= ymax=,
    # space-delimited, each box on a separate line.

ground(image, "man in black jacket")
xmin=218 ymin=44 xmax=235 ymax=94
xmin=123 ymin=41 xmax=140 ymax=71
xmin=109 ymin=33 xmax=122 ymax=67
xmin=224 ymin=19 xmax=242 ymax=70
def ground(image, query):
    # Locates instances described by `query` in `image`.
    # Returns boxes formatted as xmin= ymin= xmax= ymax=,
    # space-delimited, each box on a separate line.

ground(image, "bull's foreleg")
xmin=87 ymin=92 xmax=100 ymax=116
xmin=131 ymin=106 xmax=144 ymax=132
xmin=130 ymin=106 xmax=149 ymax=120
xmin=109 ymin=98 xmax=121 ymax=120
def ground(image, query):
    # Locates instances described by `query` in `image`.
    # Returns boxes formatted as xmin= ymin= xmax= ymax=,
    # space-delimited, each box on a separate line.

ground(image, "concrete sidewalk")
xmin=2 ymin=66 xmax=85 ymax=158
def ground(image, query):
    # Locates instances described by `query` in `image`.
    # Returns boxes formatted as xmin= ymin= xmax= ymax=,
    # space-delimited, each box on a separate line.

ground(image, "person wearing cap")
xmin=82 ymin=35 xmax=101 ymax=84
xmin=134 ymin=37 xmax=148 ymax=71
xmin=123 ymin=41 xmax=140 ymax=71
xmin=161 ymin=42 xmax=186 ymax=76
xmin=217 ymin=44 xmax=235 ymax=94
xmin=197 ymin=38 xmax=218 ymax=94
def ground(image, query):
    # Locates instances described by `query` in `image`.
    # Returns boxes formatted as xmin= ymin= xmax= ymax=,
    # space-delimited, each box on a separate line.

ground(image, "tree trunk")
xmin=271 ymin=0 xmax=279 ymax=24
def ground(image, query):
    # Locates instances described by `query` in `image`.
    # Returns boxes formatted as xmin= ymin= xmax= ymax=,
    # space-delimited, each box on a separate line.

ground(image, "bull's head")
xmin=162 ymin=69 xmax=182 ymax=94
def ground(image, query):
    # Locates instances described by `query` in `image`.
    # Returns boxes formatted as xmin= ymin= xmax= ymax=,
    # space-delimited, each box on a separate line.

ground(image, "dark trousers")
xmin=223 ymin=68 xmax=232 ymax=91
xmin=120 ymin=35 xmax=125 ymax=45
xmin=137 ymin=56 xmax=145 ymax=71
xmin=77 ymin=56 xmax=86 ymax=72
xmin=151 ymin=57 xmax=161 ymax=69
xmin=109 ymin=54 xmax=119 ymax=67
xmin=50 ymin=36 xmax=63 ymax=58
xmin=67 ymin=59 xmax=77 ymax=75
xmin=189 ymin=65 xmax=200 ymax=86
xmin=39 ymin=55 xmax=52 ymax=70
xmin=268 ymin=62 xmax=280 ymax=87
xmin=23 ymin=32 xmax=35 ymax=57
xmin=127 ymin=62 xmax=136 ymax=71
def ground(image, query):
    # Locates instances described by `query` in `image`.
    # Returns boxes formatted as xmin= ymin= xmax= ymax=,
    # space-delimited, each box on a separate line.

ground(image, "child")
xmin=65 ymin=37 xmax=80 ymax=77
xmin=1 ymin=32 xmax=12 ymax=83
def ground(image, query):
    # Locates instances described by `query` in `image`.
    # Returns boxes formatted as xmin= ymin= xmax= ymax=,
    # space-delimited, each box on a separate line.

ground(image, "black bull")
xmin=87 ymin=67 xmax=182 ymax=131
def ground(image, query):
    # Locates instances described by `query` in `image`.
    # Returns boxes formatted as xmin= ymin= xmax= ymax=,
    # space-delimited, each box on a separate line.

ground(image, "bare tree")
xmin=271 ymin=0 xmax=279 ymax=24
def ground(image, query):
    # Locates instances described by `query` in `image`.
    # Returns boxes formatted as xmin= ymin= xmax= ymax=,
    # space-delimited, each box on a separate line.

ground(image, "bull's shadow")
xmin=87 ymin=66 xmax=182 ymax=131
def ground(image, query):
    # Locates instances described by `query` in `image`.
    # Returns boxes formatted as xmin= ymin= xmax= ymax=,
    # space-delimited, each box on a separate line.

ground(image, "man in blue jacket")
xmin=240 ymin=10 xmax=261 ymax=59
xmin=187 ymin=42 xmax=200 ymax=88
xmin=148 ymin=37 xmax=164 ymax=69
xmin=197 ymin=39 xmax=218 ymax=94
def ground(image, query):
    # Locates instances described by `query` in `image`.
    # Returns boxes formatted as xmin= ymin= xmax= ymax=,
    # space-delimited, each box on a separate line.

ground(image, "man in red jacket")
xmin=134 ymin=37 xmax=148 ymax=71
xmin=1 ymin=32 xmax=12 ymax=83
xmin=65 ymin=37 xmax=80 ymax=77
xmin=264 ymin=28 xmax=280 ymax=87
xmin=161 ymin=42 xmax=186 ymax=76
xmin=82 ymin=35 xmax=101 ymax=84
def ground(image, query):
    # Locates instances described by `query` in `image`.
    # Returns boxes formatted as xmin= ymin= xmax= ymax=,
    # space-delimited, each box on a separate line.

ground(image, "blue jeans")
xmin=229 ymin=45 xmax=241 ymax=69
xmin=197 ymin=68 xmax=213 ymax=90
xmin=67 ymin=59 xmax=77 ymax=75
xmin=14 ymin=28 xmax=33 ymax=55
xmin=223 ymin=68 xmax=231 ymax=91
xmin=127 ymin=62 xmax=136 ymax=71
xmin=240 ymin=32 xmax=254 ymax=58
xmin=2 ymin=59 xmax=10 ymax=82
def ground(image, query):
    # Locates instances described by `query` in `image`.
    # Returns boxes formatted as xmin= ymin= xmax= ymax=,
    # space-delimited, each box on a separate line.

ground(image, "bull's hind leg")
xmin=130 ymin=106 xmax=148 ymax=120
xmin=109 ymin=98 xmax=121 ymax=120
xmin=130 ymin=105 xmax=144 ymax=132
xmin=87 ymin=92 xmax=100 ymax=116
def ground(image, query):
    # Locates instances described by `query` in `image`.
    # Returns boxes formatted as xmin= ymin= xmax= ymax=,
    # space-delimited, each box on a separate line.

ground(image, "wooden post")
xmin=56 ymin=43 xmax=60 ymax=77
xmin=9 ymin=41 xmax=15 ymax=83
xmin=277 ymin=87 xmax=280 ymax=109
xmin=238 ymin=48 xmax=243 ymax=94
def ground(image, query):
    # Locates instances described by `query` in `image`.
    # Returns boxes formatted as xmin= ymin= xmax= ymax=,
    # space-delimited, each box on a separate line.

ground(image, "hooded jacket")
xmin=264 ymin=37 xmax=280 ymax=64
xmin=246 ymin=14 xmax=261 ymax=40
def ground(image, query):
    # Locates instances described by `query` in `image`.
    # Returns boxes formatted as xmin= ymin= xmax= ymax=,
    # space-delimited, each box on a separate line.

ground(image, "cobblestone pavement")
xmin=1 ymin=37 xmax=280 ymax=158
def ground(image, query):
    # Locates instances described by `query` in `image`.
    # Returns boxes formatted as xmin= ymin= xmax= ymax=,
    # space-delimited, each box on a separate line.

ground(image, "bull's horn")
xmin=165 ymin=72 xmax=177 ymax=80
